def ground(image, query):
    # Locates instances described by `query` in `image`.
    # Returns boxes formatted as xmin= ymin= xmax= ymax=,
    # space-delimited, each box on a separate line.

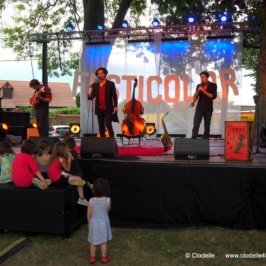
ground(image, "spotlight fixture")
xmin=30 ymin=122 xmax=37 ymax=128
xmin=187 ymin=15 xmax=196 ymax=24
xmin=0 ymin=123 xmax=8 ymax=131
xmin=0 ymin=123 xmax=8 ymax=141
xmin=65 ymin=23 xmax=74 ymax=32
xmin=70 ymin=123 xmax=81 ymax=136
xmin=220 ymin=14 xmax=228 ymax=23
xmin=146 ymin=123 xmax=156 ymax=135
xmin=121 ymin=20 xmax=130 ymax=28
xmin=145 ymin=123 xmax=157 ymax=140
xmin=97 ymin=23 xmax=105 ymax=30
xmin=152 ymin=19 xmax=160 ymax=27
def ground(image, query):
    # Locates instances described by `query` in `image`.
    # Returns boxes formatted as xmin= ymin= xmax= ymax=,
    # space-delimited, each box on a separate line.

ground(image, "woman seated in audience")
xmin=63 ymin=137 xmax=93 ymax=189
xmin=47 ymin=141 xmax=88 ymax=206
xmin=12 ymin=139 xmax=49 ymax=189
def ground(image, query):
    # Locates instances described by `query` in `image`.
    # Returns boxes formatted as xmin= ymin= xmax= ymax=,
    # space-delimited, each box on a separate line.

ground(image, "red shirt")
xmin=12 ymin=153 xmax=40 ymax=187
xmin=99 ymin=83 xmax=106 ymax=110
xmin=47 ymin=158 xmax=62 ymax=182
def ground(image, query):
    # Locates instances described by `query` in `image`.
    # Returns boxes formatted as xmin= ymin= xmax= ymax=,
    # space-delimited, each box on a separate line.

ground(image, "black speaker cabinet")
xmin=80 ymin=137 xmax=117 ymax=158
xmin=0 ymin=112 xmax=30 ymax=139
xmin=174 ymin=138 xmax=209 ymax=160
xmin=29 ymin=136 xmax=61 ymax=153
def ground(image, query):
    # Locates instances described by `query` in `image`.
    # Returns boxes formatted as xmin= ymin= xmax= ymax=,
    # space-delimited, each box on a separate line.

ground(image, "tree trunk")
xmin=112 ymin=0 xmax=133 ymax=29
xmin=255 ymin=0 xmax=266 ymax=145
xmin=83 ymin=0 xmax=104 ymax=30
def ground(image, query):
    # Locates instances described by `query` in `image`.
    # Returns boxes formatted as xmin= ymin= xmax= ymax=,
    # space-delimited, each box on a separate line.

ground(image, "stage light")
xmin=145 ymin=123 xmax=157 ymax=140
xmin=0 ymin=123 xmax=8 ymax=131
xmin=65 ymin=23 xmax=74 ymax=32
xmin=30 ymin=122 xmax=37 ymax=128
xmin=220 ymin=14 xmax=228 ymax=23
xmin=187 ymin=15 xmax=196 ymax=24
xmin=146 ymin=123 xmax=156 ymax=135
xmin=97 ymin=23 xmax=105 ymax=30
xmin=121 ymin=20 xmax=129 ymax=28
xmin=70 ymin=123 xmax=81 ymax=135
xmin=152 ymin=19 xmax=160 ymax=27
xmin=0 ymin=123 xmax=8 ymax=141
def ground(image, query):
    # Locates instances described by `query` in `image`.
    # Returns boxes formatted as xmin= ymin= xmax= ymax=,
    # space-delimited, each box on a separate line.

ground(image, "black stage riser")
xmin=80 ymin=159 xmax=266 ymax=229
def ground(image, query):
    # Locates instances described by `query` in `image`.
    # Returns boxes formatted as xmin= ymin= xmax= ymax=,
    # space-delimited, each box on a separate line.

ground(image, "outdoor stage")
xmin=78 ymin=137 xmax=266 ymax=230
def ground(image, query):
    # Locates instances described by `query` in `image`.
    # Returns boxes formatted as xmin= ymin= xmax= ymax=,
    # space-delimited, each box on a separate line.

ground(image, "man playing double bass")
xmin=87 ymin=67 xmax=118 ymax=137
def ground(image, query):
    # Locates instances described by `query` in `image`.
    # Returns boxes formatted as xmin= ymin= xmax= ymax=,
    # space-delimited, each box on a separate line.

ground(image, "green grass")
xmin=1 ymin=225 xmax=266 ymax=265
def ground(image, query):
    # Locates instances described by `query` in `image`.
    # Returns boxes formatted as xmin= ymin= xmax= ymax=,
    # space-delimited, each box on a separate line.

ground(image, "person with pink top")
xmin=47 ymin=141 xmax=88 ymax=206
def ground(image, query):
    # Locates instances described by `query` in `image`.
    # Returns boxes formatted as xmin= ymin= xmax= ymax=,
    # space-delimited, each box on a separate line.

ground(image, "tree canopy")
xmin=0 ymin=0 xmax=262 ymax=79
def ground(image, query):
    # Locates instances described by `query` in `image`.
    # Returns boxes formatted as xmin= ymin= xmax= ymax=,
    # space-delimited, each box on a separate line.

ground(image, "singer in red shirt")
xmin=87 ymin=67 xmax=118 ymax=137
xmin=191 ymin=71 xmax=217 ymax=139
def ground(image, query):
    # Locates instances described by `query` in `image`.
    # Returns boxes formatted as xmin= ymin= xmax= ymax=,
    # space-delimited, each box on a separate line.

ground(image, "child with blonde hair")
xmin=0 ymin=141 xmax=15 ymax=184
xmin=88 ymin=178 xmax=112 ymax=264
xmin=47 ymin=141 xmax=88 ymax=206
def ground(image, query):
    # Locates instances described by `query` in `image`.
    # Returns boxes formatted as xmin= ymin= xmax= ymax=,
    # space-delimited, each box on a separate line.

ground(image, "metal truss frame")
xmin=28 ymin=22 xmax=257 ymax=43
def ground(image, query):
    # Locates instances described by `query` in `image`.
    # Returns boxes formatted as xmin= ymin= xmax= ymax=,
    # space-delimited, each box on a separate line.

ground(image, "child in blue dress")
xmin=87 ymin=178 xmax=112 ymax=264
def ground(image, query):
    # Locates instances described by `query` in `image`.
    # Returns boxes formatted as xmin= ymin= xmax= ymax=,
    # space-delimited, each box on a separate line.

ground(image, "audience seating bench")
xmin=0 ymin=183 xmax=87 ymax=238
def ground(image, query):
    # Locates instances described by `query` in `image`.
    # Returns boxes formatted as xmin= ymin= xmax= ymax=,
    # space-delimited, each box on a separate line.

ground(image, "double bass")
xmin=121 ymin=79 xmax=146 ymax=137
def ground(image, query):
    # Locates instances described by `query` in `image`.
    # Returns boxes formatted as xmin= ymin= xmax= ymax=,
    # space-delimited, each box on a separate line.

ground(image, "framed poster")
xmin=225 ymin=121 xmax=253 ymax=161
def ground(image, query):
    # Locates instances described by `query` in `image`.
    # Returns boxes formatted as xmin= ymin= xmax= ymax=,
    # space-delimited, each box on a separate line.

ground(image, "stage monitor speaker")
xmin=29 ymin=137 xmax=61 ymax=153
xmin=80 ymin=137 xmax=117 ymax=159
xmin=174 ymin=138 xmax=209 ymax=160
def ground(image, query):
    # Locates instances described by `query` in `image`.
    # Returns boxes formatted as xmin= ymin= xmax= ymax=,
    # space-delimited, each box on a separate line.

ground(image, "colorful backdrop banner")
xmin=74 ymin=33 xmax=243 ymax=138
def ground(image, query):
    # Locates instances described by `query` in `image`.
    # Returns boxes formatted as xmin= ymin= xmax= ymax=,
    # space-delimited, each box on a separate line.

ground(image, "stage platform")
xmin=78 ymin=138 xmax=266 ymax=230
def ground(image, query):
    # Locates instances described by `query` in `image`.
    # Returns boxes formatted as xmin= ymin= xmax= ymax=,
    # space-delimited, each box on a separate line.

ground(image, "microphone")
xmin=89 ymin=78 xmax=100 ymax=88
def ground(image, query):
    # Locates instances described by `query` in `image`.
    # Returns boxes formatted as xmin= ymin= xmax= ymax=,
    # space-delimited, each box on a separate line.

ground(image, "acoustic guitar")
xmin=30 ymin=87 xmax=45 ymax=109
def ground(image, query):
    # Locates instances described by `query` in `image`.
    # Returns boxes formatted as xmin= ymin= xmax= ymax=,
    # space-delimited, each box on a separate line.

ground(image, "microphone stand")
xmin=253 ymin=94 xmax=260 ymax=155
xmin=88 ymin=78 xmax=100 ymax=136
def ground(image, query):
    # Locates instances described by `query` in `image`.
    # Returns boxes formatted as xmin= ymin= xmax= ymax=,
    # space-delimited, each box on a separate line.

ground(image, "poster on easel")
xmin=225 ymin=121 xmax=253 ymax=161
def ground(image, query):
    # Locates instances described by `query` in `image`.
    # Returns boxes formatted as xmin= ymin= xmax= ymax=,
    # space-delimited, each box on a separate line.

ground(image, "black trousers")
xmin=97 ymin=110 xmax=114 ymax=137
xmin=36 ymin=108 xmax=49 ymax=137
xmin=192 ymin=109 xmax=212 ymax=139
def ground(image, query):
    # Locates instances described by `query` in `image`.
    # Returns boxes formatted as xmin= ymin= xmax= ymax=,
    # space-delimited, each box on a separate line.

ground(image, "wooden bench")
xmin=0 ymin=183 xmax=87 ymax=238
